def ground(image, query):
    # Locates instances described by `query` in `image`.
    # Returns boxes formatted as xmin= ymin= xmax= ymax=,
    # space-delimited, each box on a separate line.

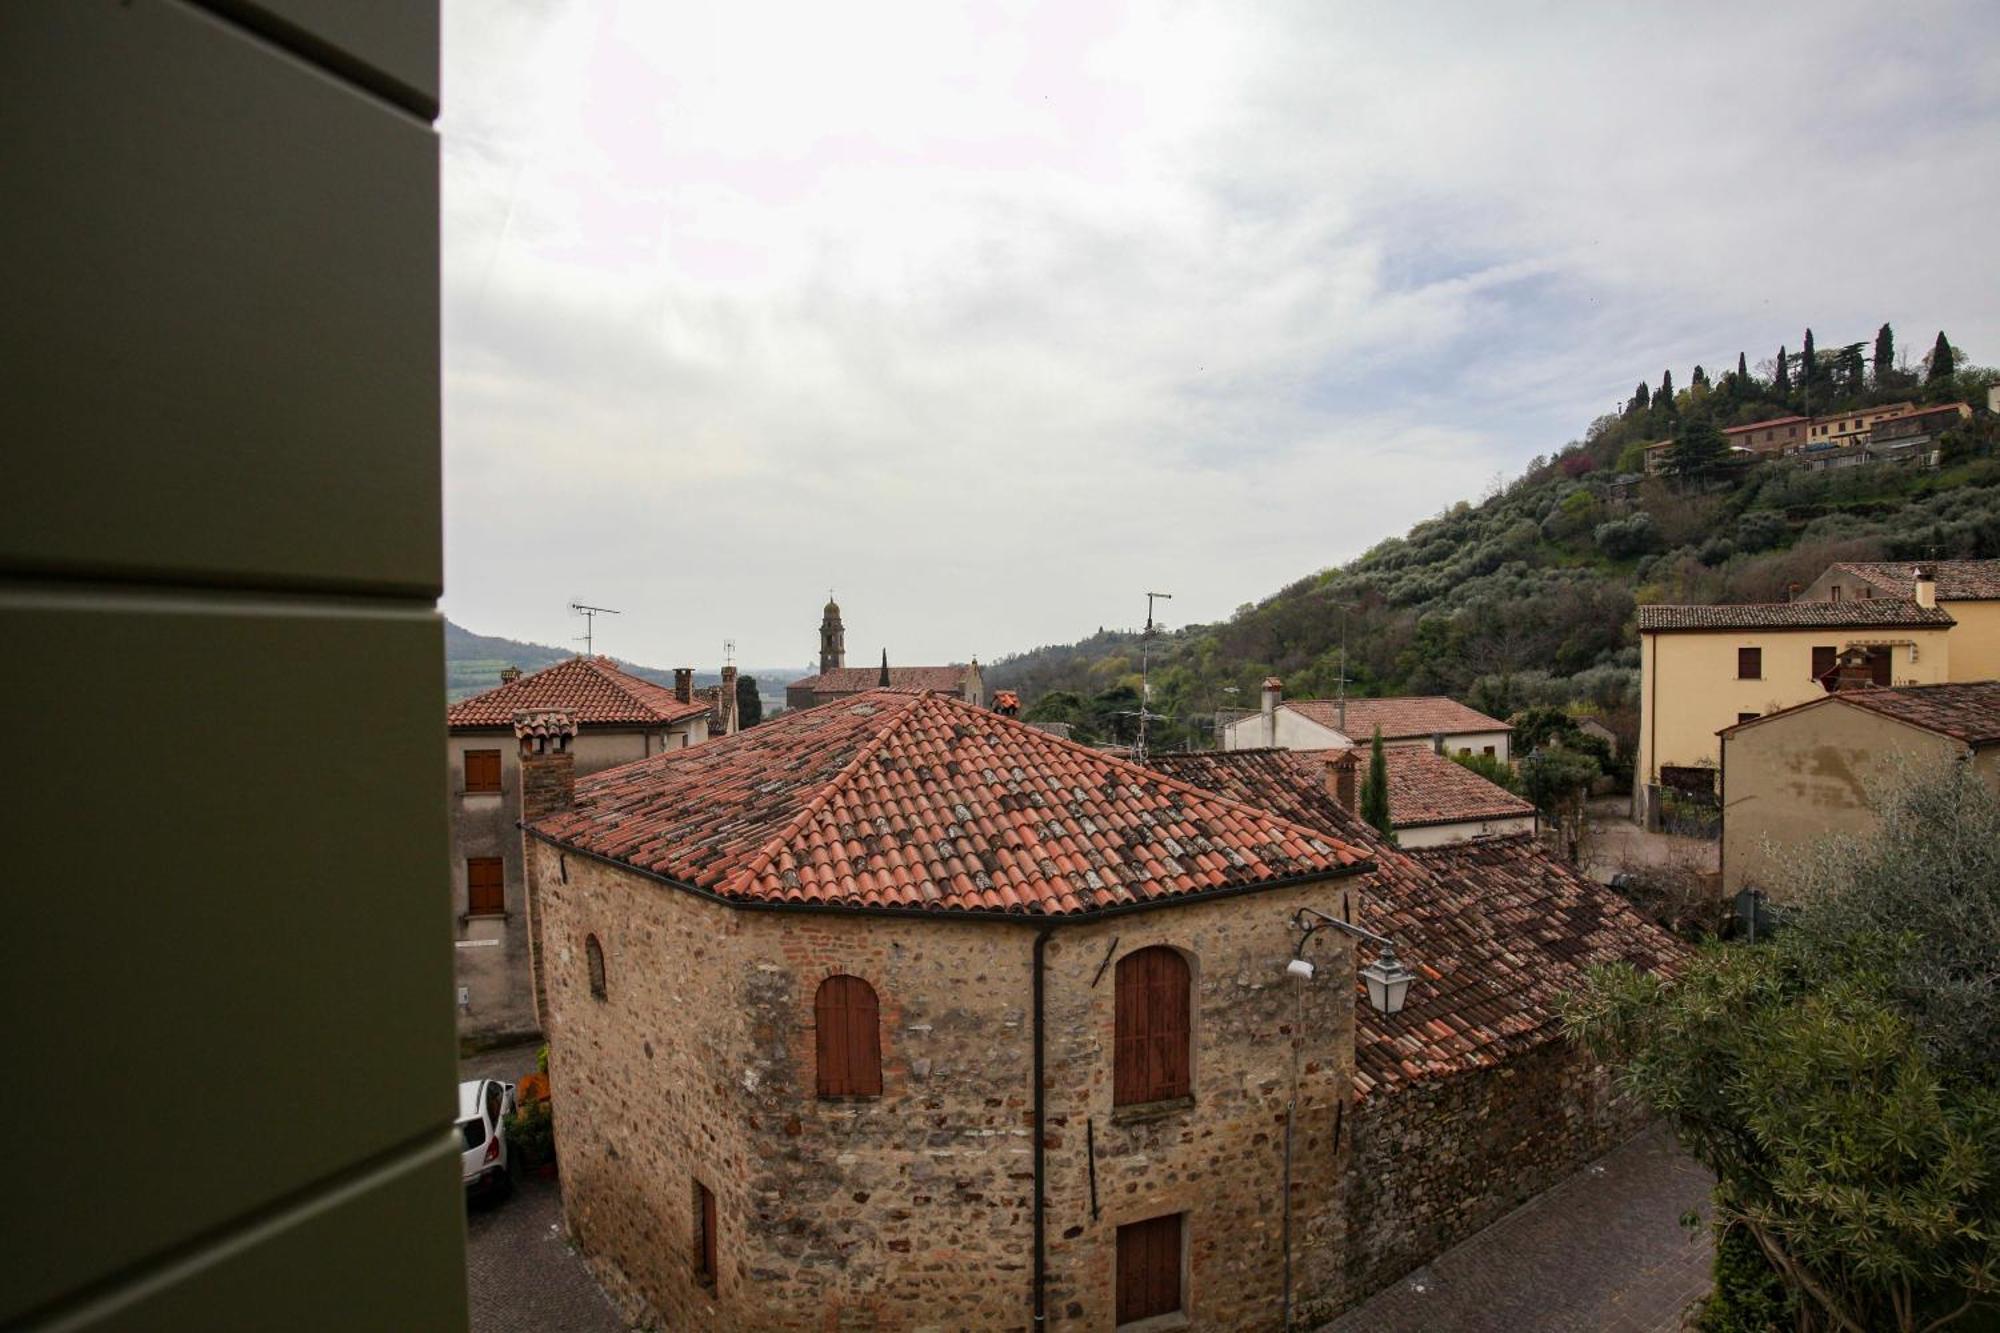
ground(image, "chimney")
xmin=719 ymin=664 xmax=740 ymax=735
xmin=1913 ymin=563 xmax=1937 ymax=610
xmin=1831 ymin=646 xmax=1876 ymax=693
xmin=1327 ymin=749 xmax=1359 ymax=813
xmin=673 ymin=667 xmax=694 ymax=704
xmin=1262 ymin=677 xmax=1282 ymax=747
xmin=515 ymin=709 xmax=577 ymax=1031
xmin=1785 ymin=582 xmax=1802 ymax=603
xmin=1432 ymin=731 xmax=1446 ymax=755
xmin=994 ymin=690 xmax=1021 ymax=717
xmin=499 ymin=664 xmax=522 ymax=684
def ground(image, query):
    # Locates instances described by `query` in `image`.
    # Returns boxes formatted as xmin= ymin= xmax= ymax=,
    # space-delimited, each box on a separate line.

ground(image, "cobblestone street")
xmin=1323 ymin=1124 xmax=1715 ymax=1333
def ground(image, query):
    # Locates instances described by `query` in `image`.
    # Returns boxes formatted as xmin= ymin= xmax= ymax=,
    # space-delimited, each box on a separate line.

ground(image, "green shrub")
xmin=505 ymin=1096 xmax=556 ymax=1168
xmin=1695 ymin=1221 xmax=1792 ymax=1332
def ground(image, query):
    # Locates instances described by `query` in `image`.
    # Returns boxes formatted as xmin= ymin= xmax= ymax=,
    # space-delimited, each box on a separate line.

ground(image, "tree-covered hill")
xmin=443 ymin=619 xmax=797 ymax=706
xmin=988 ymin=326 xmax=2000 ymax=750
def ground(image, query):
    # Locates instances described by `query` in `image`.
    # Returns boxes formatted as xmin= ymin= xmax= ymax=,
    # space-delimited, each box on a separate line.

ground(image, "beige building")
xmin=1635 ymin=592 xmax=1956 ymax=824
xmin=1801 ymin=401 xmax=1912 ymax=449
xmin=1154 ymin=748 xmax=1537 ymax=849
xmin=1723 ymin=414 xmax=1808 ymax=457
xmin=1720 ymin=682 xmax=2000 ymax=899
xmin=1221 ymin=680 xmax=1513 ymax=762
xmin=524 ymin=690 xmax=1677 ymax=1330
xmin=1804 ymin=559 xmax=2000 ymax=682
xmin=446 ymin=655 xmax=726 ymax=1042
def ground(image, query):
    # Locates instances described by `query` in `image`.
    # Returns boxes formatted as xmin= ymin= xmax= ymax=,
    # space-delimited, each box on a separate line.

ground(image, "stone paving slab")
xmin=1321 ymin=1123 xmax=1714 ymax=1333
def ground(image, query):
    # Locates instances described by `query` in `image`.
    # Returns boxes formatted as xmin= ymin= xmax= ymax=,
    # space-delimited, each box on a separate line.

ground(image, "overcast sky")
xmin=440 ymin=1 xmax=2000 ymax=674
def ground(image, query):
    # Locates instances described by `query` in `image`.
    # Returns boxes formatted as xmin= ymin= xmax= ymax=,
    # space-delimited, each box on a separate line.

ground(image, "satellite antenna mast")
xmin=1137 ymin=591 xmax=1173 ymax=760
xmin=569 ymin=601 xmax=621 ymax=657
xmin=723 ymin=638 xmax=737 ymax=667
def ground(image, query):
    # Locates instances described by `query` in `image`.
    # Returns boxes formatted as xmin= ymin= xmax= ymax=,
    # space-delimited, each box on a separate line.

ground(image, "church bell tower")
xmin=819 ymin=595 xmax=845 ymax=674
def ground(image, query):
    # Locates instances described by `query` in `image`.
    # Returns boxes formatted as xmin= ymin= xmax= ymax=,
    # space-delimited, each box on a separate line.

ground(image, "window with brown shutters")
xmin=464 ymin=749 xmax=502 ymax=794
xmin=693 ymin=1179 xmax=717 ymax=1286
xmin=1869 ymin=647 xmax=1893 ymax=687
xmin=1736 ymin=646 xmax=1762 ymax=679
xmin=1115 ymin=1212 xmax=1183 ymax=1325
xmin=586 ymin=933 xmax=607 ymax=1001
xmin=1812 ymin=645 xmax=1836 ymax=685
xmin=467 ymin=857 xmax=504 ymax=915
xmin=814 ymin=975 xmax=883 ymax=1098
xmin=1113 ymin=946 xmax=1191 ymax=1107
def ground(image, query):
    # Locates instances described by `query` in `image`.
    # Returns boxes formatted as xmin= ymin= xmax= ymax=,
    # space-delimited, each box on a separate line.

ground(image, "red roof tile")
xmin=1723 ymin=681 xmax=2000 ymax=748
xmin=1831 ymin=560 xmax=2000 ymax=601
xmin=529 ymin=690 xmax=1371 ymax=916
xmin=1282 ymin=696 xmax=1510 ymax=741
xmin=1722 ymin=414 xmax=1807 ymax=434
xmin=1636 ymin=599 xmax=1953 ymax=631
xmin=790 ymin=665 xmax=974 ymax=695
xmin=1142 ymin=751 xmax=1684 ymax=1096
xmin=447 ymin=656 xmax=713 ymax=730
xmin=1151 ymin=748 xmax=1533 ymax=829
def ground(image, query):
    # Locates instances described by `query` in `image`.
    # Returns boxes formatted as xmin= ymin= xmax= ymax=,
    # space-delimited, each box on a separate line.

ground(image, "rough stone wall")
xmin=534 ymin=835 xmax=1365 ymax=1332
xmin=1322 ymin=1036 xmax=1650 ymax=1319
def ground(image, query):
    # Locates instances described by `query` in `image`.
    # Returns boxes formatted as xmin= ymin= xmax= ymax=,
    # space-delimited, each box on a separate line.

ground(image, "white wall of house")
xmin=1221 ymin=708 xmax=1345 ymax=750
xmin=1393 ymin=814 xmax=1537 ymax=848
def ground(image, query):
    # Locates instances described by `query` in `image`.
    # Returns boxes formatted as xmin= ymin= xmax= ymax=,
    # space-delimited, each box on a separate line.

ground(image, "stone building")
xmin=1154 ymin=747 xmax=1536 ymax=848
xmin=1220 ymin=680 xmax=1513 ymax=762
xmin=785 ymin=597 xmax=985 ymax=711
xmin=445 ymin=654 xmax=726 ymax=1042
xmin=526 ymin=689 xmax=1680 ymax=1329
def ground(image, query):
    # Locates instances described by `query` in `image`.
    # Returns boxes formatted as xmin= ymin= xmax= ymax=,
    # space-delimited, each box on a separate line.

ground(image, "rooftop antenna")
xmin=723 ymin=638 xmax=737 ymax=667
xmin=1137 ymin=591 xmax=1173 ymax=760
xmin=569 ymin=601 xmax=620 ymax=657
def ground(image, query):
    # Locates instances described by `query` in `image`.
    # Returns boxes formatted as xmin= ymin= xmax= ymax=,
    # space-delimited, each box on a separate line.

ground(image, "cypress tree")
xmin=1929 ymin=330 xmax=1956 ymax=383
xmin=1873 ymin=323 xmax=1894 ymax=385
xmin=1667 ymin=417 xmax=1729 ymax=481
xmin=1691 ymin=364 xmax=1708 ymax=389
xmin=1632 ymin=381 xmax=1650 ymax=413
xmin=1802 ymin=328 xmax=1816 ymax=383
xmin=1660 ymin=368 xmax=1674 ymax=401
xmin=1737 ymin=351 xmax=1749 ymax=383
xmin=1775 ymin=346 xmax=1790 ymax=393
xmin=1360 ymin=727 xmax=1395 ymax=843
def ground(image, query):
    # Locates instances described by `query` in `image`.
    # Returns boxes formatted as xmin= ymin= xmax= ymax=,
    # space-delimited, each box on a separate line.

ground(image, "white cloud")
xmin=440 ymin=0 xmax=2000 ymax=671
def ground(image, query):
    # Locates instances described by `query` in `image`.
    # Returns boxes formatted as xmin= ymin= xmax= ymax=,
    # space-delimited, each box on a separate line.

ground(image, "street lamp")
xmin=1286 ymin=906 xmax=1416 ymax=1015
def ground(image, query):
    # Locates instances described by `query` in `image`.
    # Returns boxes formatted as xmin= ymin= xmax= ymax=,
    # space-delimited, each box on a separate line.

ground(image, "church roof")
xmin=792 ymin=664 xmax=974 ymax=695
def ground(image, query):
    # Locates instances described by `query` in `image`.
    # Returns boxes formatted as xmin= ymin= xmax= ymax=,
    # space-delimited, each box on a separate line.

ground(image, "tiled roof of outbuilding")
xmin=447 ymin=656 xmax=713 ymax=730
xmin=1142 ymin=752 xmax=1684 ymax=1096
xmin=1150 ymin=747 xmax=1534 ymax=830
xmin=1281 ymin=696 xmax=1510 ymax=740
xmin=529 ymin=690 xmax=1370 ymax=915
xmin=1636 ymin=599 xmax=1954 ymax=631
xmin=1723 ymin=681 xmax=2000 ymax=748
xmin=790 ymin=665 xmax=973 ymax=695
xmin=1831 ymin=560 xmax=2000 ymax=601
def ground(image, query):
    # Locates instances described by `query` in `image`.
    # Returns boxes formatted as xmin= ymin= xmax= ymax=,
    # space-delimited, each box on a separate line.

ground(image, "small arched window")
xmin=815 ymin=974 xmax=882 ymax=1097
xmin=585 ymin=933 xmax=607 ymax=1001
xmin=1114 ymin=946 xmax=1191 ymax=1106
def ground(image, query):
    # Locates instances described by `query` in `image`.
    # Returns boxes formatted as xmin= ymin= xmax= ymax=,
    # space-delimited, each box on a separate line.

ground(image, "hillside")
xmin=443 ymin=619 xmax=797 ymax=706
xmin=988 ymin=327 xmax=2000 ymax=749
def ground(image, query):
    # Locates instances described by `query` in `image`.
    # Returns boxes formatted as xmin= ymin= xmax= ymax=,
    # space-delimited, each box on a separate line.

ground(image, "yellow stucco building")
xmin=1635 ymin=583 xmax=1957 ymax=824
xmin=1802 ymin=560 xmax=2000 ymax=682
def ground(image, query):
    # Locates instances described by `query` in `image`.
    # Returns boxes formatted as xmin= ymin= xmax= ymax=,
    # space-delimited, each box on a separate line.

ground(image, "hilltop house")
xmin=1720 ymin=681 xmax=2000 ymax=900
xmin=445 ymin=655 xmax=730 ymax=1041
xmin=524 ymin=689 xmax=1678 ymax=1329
xmin=784 ymin=597 xmax=984 ymax=711
xmin=1219 ymin=679 xmax=1513 ymax=761
xmin=1634 ymin=574 xmax=1957 ymax=825
xmin=1724 ymin=414 xmax=1808 ymax=458
xmin=1804 ymin=558 xmax=2000 ymax=679
xmin=1153 ymin=747 xmax=1537 ymax=849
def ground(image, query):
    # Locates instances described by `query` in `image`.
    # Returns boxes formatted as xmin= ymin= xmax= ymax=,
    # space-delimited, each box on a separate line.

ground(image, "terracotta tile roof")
xmin=528 ymin=690 xmax=1371 ymax=916
xmin=1831 ymin=560 xmax=2000 ymax=601
xmin=790 ymin=665 xmax=973 ymax=695
xmin=1821 ymin=682 xmax=2000 ymax=747
xmin=1282 ymin=696 xmax=1510 ymax=741
xmin=1150 ymin=747 xmax=1534 ymax=830
xmin=1141 ymin=752 xmax=1684 ymax=1096
xmin=512 ymin=710 xmax=577 ymax=741
xmin=447 ymin=656 xmax=713 ymax=731
xmin=1636 ymin=599 xmax=1954 ymax=631
xmin=1722 ymin=414 xmax=1807 ymax=434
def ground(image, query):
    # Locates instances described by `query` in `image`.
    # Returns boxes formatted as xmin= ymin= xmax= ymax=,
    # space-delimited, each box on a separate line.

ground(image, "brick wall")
xmin=534 ymin=838 xmax=1365 ymax=1331
xmin=1315 ymin=1037 xmax=1650 ymax=1321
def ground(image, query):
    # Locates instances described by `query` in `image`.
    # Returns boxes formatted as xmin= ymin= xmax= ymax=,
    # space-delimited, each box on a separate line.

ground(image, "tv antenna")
xmin=723 ymin=638 xmax=737 ymax=667
xmin=569 ymin=601 xmax=621 ymax=656
xmin=1136 ymin=591 xmax=1173 ymax=760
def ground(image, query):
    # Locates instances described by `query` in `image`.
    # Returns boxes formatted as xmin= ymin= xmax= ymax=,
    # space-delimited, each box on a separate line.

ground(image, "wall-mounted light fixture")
xmin=1286 ymin=906 xmax=1416 ymax=1015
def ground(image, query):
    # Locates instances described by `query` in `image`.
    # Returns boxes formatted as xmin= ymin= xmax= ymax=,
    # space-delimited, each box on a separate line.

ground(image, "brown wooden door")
xmin=1116 ymin=1213 xmax=1182 ymax=1324
xmin=1868 ymin=647 xmax=1893 ymax=687
xmin=1114 ymin=947 xmax=1190 ymax=1105
xmin=815 ymin=975 xmax=883 ymax=1097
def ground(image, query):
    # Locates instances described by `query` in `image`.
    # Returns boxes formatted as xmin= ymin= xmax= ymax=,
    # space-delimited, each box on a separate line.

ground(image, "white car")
xmin=458 ymin=1078 xmax=515 ymax=1196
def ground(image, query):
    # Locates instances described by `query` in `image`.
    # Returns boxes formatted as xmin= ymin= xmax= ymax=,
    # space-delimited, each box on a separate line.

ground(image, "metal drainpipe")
xmin=1032 ymin=924 xmax=1056 ymax=1326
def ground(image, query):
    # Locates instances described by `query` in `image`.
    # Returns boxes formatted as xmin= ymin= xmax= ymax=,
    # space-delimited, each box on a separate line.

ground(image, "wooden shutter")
xmin=694 ymin=1180 xmax=717 ymax=1281
xmin=1116 ymin=1213 xmax=1183 ymax=1324
xmin=815 ymin=975 xmax=882 ymax=1097
xmin=1114 ymin=947 xmax=1191 ymax=1106
xmin=1812 ymin=645 xmax=1836 ymax=685
xmin=1737 ymin=647 xmax=1761 ymax=679
xmin=466 ymin=857 xmax=504 ymax=914
xmin=1869 ymin=648 xmax=1892 ymax=687
xmin=464 ymin=749 xmax=501 ymax=793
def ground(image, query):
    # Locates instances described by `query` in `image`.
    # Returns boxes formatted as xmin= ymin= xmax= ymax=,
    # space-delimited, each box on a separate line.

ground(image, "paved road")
xmin=461 ymin=1043 xmax=631 ymax=1333
xmin=1322 ymin=1124 xmax=1714 ymax=1333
